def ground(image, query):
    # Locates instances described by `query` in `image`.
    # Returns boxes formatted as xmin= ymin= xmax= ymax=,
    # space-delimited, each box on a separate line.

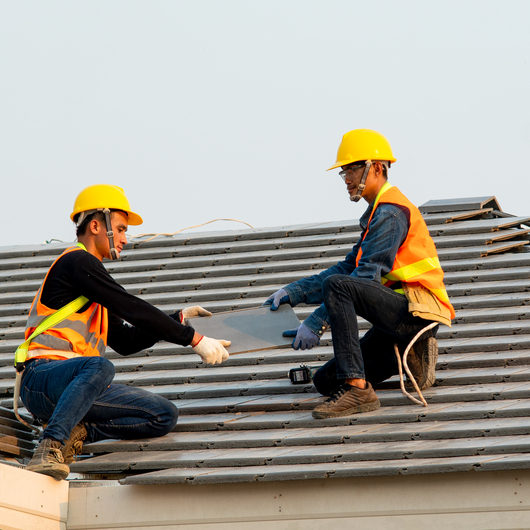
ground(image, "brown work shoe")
xmin=312 ymin=382 xmax=380 ymax=419
xmin=26 ymin=439 xmax=70 ymax=480
xmin=62 ymin=422 xmax=88 ymax=464
xmin=406 ymin=336 xmax=438 ymax=390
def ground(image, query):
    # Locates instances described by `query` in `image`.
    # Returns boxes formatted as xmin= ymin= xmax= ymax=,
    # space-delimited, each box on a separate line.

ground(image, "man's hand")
xmin=180 ymin=305 xmax=212 ymax=324
xmin=263 ymin=288 xmax=290 ymax=311
xmin=282 ymin=323 xmax=320 ymax=350
xmin=192 ymin=335 xmax=230 ymax=365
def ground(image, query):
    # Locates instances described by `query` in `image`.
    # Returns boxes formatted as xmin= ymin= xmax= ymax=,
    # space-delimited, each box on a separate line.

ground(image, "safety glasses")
xmin=339 ymin=163 xmax=366 ymax=182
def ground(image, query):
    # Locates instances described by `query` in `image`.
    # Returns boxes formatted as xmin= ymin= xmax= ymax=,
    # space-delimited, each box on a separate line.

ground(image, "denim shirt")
xmin=284 ymin=199 xmax=410 ymax=335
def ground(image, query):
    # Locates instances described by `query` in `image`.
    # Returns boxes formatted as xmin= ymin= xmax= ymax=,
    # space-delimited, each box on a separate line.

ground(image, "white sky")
xmin=1 ymin=1 xmax=529 ymax=248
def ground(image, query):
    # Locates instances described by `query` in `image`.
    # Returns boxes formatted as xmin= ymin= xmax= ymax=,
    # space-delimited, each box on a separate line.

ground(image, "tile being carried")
xmin=188 ymin=305 xmax=301 ymax=354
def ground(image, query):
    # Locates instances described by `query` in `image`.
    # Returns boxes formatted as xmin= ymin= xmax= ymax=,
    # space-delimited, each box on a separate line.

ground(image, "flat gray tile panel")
xmin=147 ymin=380 xmax=314 ymax=400
xmin=0 ymin=406 xmax=37 ymax=458
xmin=420 ymin=381 xmax=530 ymax=402
xmin=83 ymin=417 xmax=530 ymax=456
xmin=454 ymin=306 xmax=530 ymax=324
xmin=419 ymin=196 xmax=501 ymax=213
xmin=422 ymin=209 xmax=494 ymax=225
xmin=438 ymin=241 xmax=529 ymax=260
xmin=447 ymin=279 xmax=530 ymax=297
xmin=440 ymin=334 xmax=530 ymax=353
xmin=431 ymin=218 xmax=530 ymax=235
xmin=188 ymin=305 xmax=301 ymax=354
xmin=446 ymin=266 xmax=530 ymax=284
xmin=440 ymin=350 xmax=530 ymax=369
xmin=118 ymin=453 xmax=530 ymax=485
xmin=433 ymin=229 xmax=530 ymax=248
xmin=74 ymin=434 xmax=530 ymax=474
xmin=171 ymin=399 xmax=530 ymax=432
xmin=441 ymin=252 xmax=530 ymax=273
xmin=449 ymin=292 xmax=530 ymax=310
xmin=438 ymin=320 xmax=530 ymax=340
xmin=435 ymin=366 xmax=530 ymax=385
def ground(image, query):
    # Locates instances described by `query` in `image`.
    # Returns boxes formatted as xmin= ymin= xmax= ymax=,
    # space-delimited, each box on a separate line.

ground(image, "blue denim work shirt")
xmin=284 ymin=198 xmax=410 ymax=335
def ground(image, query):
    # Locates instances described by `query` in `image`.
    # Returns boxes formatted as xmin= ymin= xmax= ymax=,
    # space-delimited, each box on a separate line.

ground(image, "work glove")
xmin=283 ymin=323 xmax=320 ymax=350
xmin=263 ymin=288 xmax=290 ymax=311
xmin=192 ymin=335 xmax=231 ymax=365
xmin=180 ymin=305 xmax=212 ymax=325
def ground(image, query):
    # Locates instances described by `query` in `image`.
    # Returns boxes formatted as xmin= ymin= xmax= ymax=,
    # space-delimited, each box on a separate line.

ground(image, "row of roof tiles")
xmin=0 ymin=196 xmax=530 ymax=485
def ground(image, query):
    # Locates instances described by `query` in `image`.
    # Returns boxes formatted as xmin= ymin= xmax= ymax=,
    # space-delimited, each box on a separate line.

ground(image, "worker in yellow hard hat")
xmin=266 ymin=129 xmax=454 ymax=419
xmin=69 ymin=184 xmax=144 ymax=260
xmin=18 ymin=184 xmax=230 ymax=480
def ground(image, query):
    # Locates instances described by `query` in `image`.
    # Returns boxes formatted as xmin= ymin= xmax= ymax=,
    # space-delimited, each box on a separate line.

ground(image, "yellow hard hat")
xmin=327 ymin=129 xmax=396 ymax=171
xmin=70 ymin=184 xmax=143 ymax=225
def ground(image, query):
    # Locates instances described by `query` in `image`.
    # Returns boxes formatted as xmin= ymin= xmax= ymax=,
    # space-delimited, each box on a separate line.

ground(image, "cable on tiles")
xmin=129 ymin=218 xmax=255 ymax=243
xmin=394 ymin=321 xmax=439 ymax=407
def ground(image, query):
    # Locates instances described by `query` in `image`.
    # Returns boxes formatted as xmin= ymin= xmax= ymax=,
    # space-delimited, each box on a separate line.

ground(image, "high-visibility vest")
xmin=356 ymin=183 xmax=455 ymax=319
xmin=25 ymin=244 xmax=108 ymax=361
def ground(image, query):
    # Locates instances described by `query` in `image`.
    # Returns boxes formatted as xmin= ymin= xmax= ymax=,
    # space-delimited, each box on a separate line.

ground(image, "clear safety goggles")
xmin=339 ymin=161 xmax=389 ymax=181
xmin=339 ymin=163 xmax=366 ymax=182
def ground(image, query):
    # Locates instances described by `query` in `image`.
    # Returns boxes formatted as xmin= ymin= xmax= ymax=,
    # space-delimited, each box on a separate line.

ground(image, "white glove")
xmin=180 ymin=305 xmax=212 ymax=324
xmin=192 ymin=336 xmax=231 ymax=365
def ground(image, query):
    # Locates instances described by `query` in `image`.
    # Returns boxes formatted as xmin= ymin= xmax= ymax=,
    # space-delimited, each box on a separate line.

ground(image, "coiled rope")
xmin=394 ymin=321 xmax=439 ymax=407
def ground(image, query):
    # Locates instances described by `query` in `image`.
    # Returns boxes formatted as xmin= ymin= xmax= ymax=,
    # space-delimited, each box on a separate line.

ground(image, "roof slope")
xmin=1 ymin=196 xmax=530 ymax=485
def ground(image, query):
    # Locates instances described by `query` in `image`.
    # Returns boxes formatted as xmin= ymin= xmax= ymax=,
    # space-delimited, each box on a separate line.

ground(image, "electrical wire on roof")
xmin=43 ymin=239 xmax=64 ymax=245
xmin=129 ymin=218 xmax=255 ymax=243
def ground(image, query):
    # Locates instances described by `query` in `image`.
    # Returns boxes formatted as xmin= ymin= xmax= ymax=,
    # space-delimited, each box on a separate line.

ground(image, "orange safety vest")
xmin=356 ymin=183 xmax=455 ymax=319
xmin=25 ymin=246 xmax=108 ymax=361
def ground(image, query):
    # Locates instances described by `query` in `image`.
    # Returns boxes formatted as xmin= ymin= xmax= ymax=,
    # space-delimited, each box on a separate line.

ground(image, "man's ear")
xmin=89 ymin=219 xmax=101 ymax=235
xmin=374 ymin=161 xmax=386 ymax=177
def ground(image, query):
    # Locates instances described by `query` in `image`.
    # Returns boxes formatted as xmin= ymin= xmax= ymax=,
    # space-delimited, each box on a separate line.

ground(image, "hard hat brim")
xmin=127 ymin=211 xmax=143 ymax=226
xmin=327 ymin=157 xmax=397 ymax=171
xmin=327 ymin=159 xmax=352 ymax=171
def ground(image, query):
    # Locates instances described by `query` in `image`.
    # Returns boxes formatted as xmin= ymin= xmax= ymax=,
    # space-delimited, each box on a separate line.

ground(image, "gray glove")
xmin=263 ymin=288 xmax=290 ymax=311
xmin=283 ymin=323 xmax=320 ymax=350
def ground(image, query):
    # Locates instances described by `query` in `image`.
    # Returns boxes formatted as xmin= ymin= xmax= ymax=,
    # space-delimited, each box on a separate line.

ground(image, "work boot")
xmin=406 ymin=336 xmax=438 ymax=390
xmin=26 ymin=438 xmax=70 ymax=480
xmin=312 ymin=382 xmax=380 ymax=419
xmin=62 ymin=422 xmax=88 ymax=465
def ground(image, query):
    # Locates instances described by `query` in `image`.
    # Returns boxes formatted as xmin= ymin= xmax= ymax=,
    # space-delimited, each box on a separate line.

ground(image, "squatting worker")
xmin=20 ymin=184 xmax=230 ymax=480
xmin=265 ymin=129 xmax=455 ymax=419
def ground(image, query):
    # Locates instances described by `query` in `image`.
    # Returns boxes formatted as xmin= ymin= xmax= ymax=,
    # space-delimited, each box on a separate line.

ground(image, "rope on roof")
xmin=129 ymin=218 xmax=255 ymax=243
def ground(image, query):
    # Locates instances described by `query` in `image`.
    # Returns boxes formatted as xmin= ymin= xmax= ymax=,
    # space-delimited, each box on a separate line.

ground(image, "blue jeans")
xmin=313 ymin=275 xmax=438 ymax=396
xmin=20 ymin=357 xmax=178 ymax=443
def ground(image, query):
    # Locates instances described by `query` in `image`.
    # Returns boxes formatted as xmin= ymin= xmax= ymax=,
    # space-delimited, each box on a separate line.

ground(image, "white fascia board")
xmin=67 ymin=469 xmax=530 ymax=530
xmin=0 ymin=463 xmax=68 ymax=530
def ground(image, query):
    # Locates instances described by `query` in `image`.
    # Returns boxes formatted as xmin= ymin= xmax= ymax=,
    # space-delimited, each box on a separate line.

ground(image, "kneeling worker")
xmin=266 ymin=129 xmax=454 ymax=419
xmin=17 ymin=184 xmax=230 ymax=479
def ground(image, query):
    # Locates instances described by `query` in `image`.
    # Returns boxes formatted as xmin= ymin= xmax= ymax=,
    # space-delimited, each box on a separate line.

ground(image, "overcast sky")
xmin=1 ymin=1 xmax=529 ymax=248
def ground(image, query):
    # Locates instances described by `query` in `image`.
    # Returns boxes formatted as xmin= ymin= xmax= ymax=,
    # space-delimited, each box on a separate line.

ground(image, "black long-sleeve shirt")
xmin=40 ymin=248 xmax=195 ymax=356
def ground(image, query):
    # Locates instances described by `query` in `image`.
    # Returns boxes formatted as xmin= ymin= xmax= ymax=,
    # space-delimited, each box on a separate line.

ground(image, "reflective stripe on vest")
xmin=26 ymin=348 xmax=83 ymax=362
xmin=356 ymin=183 xmax=455 ymax=318
xmin=25 ymin=245 xmax=109 ymax=360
